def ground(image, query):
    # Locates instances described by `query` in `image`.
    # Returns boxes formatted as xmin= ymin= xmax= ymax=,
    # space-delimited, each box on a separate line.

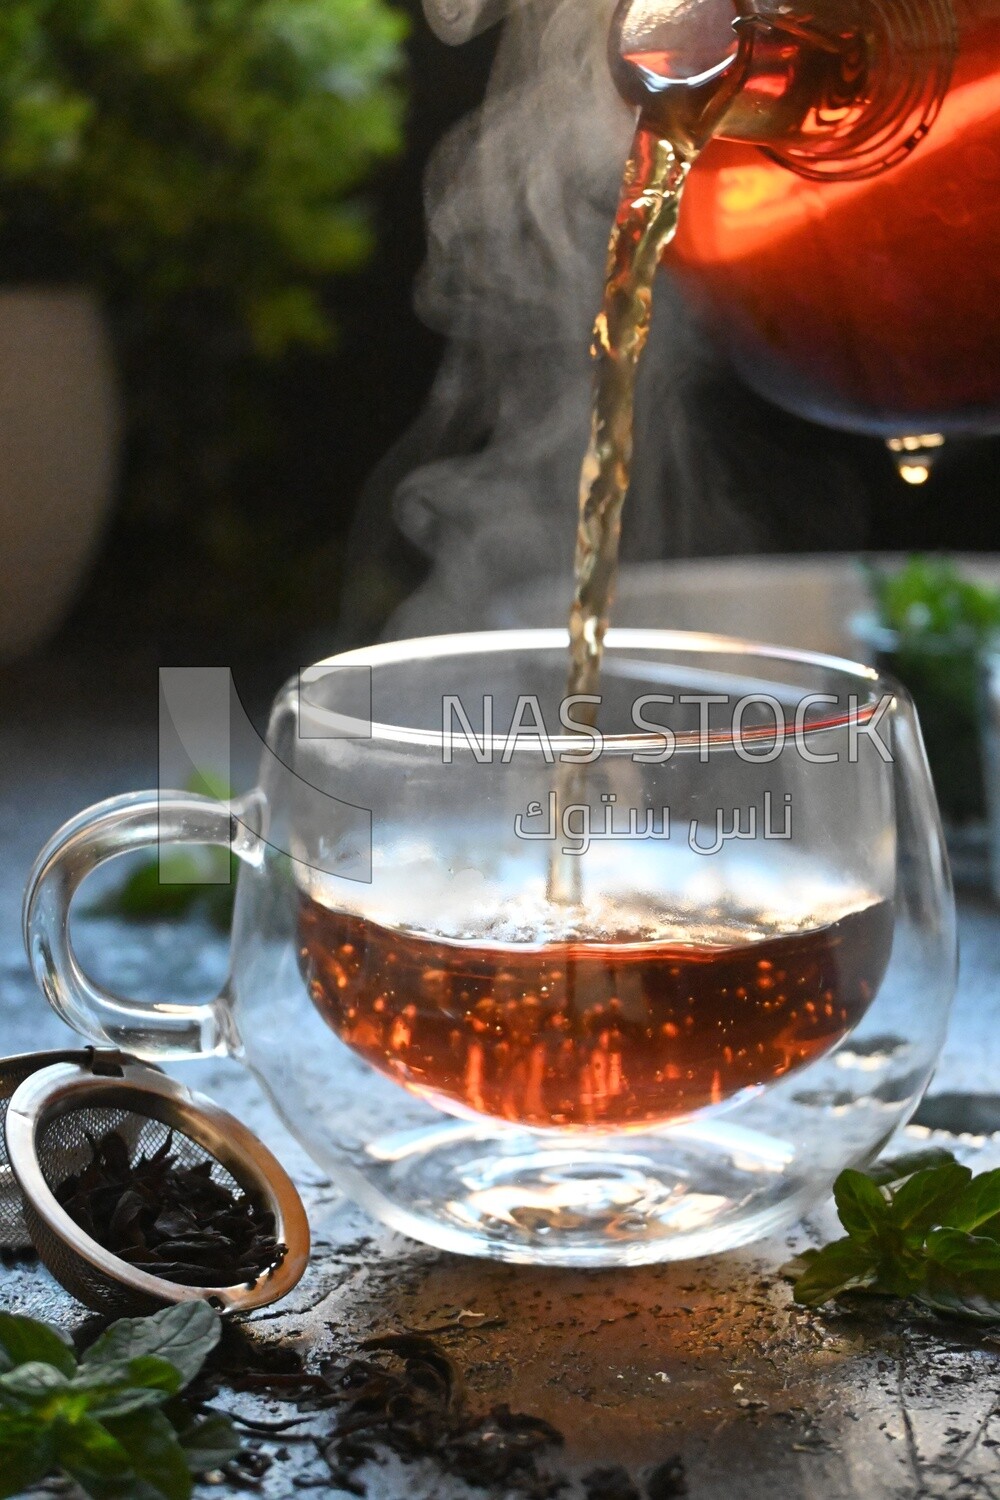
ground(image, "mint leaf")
xmin=86 ymin=771 xmax=236 ymax=927
xmin=917 ymin=1257 xmax=1000 ymax=1323
xmin=0 ymin=1412 xmax=53 ymax=1499
xmin=82 ymin=1302 xmax=221 ymax=1388
xmin=941 ymin=1168 xmax=1000 ymax=1232
xmin=792 ymin=1153 xmax=1000 ymax=1322
xmin=791 ymin=1238 xmax=879 ymax=1306
xmin=925 ymin=1228 xmax=1000 ymax=1274
xmin=85 ymin=850 xmax=234 ymax=927
xmin=0 ymin=1361 xmax=71 ymax=1405
xmin=833 ymin=1170 xmax=889 ymax=1239
xmin=0 ymin=1305 xmax=243 ymax=1498
xmin=0 ymin=1312 xmax=77 ymax=1377
xmin=873 ymin=557 xmax=1000 ymax=642
xmin=55 ymin=1413 xmax=133 ymax=1484
xmin=104 ymin=1408 xmax=194 ymax=1500
xmin=888 ymin=1162 xmax=972 ymax=1236
xmin=187 ymin=769 xmax=233 ymax=803
xmin=177 ymin=1412 xmax=242 ymax=1473
xmin=82 ymin=1357 xmax=183 ymax=1419
xmin=126 ymin=1356 xmax=186 ymax=1397
xmin=866 ymin=1147 xmax=959 ymax=1186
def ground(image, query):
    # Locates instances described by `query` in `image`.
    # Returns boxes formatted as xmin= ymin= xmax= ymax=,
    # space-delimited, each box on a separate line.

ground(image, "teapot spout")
xmin=608 ymin=0 xmax=752 ymax=155
xmin=610 ymin=0 xmax=957 ymax=178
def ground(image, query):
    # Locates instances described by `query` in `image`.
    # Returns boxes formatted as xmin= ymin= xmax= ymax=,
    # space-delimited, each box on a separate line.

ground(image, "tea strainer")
xmin=4 ymin=1050 xmax=310 ymax=1317
xmin=1 ymin=1050 xmax=108 ymax=1253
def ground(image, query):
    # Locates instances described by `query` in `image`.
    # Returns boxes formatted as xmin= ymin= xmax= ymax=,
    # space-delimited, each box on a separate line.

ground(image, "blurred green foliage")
xmin=86 ymin=770 xmax=237 ymax=929
xmin=870 ymin=556 xmax=1000 ymax=825
xmin=873 ymin=555 xmax=1000 ymax=645
xmin=0 ymin=0 xmax=407 ymax=353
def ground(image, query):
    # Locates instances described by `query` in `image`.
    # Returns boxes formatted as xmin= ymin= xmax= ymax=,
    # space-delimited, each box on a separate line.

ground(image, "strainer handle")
xmin=23 ymin=790 xmax=260 ymax=1060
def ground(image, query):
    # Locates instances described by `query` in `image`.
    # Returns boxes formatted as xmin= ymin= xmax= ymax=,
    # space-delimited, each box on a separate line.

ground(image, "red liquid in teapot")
xmin=666 ymin=0 xmax=1000 ymax=432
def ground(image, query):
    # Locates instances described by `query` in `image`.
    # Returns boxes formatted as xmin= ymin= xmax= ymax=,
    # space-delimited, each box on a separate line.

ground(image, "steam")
xmin=340 ymin=0 xmax=869 ymax=640
xmin=342 ymin=0 xmax=636 ymax=636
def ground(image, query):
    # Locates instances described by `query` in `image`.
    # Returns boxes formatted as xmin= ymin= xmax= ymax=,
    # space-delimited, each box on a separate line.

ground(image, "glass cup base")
xmin=304 ymin=1116 xmax=832 ymax=1266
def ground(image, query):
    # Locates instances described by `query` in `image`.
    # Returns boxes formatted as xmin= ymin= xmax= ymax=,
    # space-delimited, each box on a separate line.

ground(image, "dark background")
xmin=67 ymin=0 xmax=1000 ymax=660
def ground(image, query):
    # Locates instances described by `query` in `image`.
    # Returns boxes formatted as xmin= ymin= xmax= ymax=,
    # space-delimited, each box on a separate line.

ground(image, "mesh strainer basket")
xmin=1 ymin=1050 xmax=112 ymax=1253
xmin=5 ymin=1053 xmax=310 ymax=1317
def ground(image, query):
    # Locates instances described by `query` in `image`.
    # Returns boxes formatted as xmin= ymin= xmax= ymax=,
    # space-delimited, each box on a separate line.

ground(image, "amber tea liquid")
xmin=299 ymin=895 xmax=893 ymax=1129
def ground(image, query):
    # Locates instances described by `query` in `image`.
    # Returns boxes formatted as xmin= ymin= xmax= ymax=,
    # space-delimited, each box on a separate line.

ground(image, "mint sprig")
xmin=788 ymin=1149 xmax=1000 ymax=1322
xmin=0 ymin=1302 xmax=240 ymax=1499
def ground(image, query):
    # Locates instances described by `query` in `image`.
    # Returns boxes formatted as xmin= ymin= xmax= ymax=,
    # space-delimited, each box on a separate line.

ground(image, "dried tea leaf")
xmin=323 ymin=1334 xmax=565 ymax=1496
xmin=57 ymin=1130 xmax=281 ymax=1289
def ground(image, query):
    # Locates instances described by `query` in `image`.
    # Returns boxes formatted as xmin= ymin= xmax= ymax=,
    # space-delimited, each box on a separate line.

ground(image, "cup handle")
xmin=23 ymin=789 xmax=261 ymax=1060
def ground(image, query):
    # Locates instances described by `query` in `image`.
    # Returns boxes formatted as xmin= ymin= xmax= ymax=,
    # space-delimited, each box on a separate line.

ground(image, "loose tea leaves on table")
xmin=55 ymin=1127 xmax=284 ymax=1286
xmin=583 ymin=1466 xmax=643 ymax=1500
xmin=321 ymin=1333 xmax=567 ymax=1497
xmin=582 ymin=1458 xmax=687 ymax=1500
xmin=181 ymin=1322 xmax=689 ymax=1498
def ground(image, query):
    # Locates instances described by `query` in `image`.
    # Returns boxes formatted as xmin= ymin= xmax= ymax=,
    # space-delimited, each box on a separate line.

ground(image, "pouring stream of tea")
xmin=549 ymin=120 xmax=695 ymax=904
xmin=566 ymin=121 xmax=693 ymax=711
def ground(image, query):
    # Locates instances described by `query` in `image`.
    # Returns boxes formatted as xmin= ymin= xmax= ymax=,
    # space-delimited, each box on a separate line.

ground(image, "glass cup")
xmin=25 ymin=630 xmax=956 ymax=1266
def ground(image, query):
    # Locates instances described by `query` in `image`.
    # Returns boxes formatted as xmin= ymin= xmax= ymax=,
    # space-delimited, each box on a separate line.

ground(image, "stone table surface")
xmin=4 ymin=647 xmax=1000 ymax=1499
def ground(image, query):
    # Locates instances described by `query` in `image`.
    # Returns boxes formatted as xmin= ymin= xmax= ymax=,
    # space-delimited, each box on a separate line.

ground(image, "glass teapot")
xmin=610 ymin=0 xmax=1000 ymax=480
